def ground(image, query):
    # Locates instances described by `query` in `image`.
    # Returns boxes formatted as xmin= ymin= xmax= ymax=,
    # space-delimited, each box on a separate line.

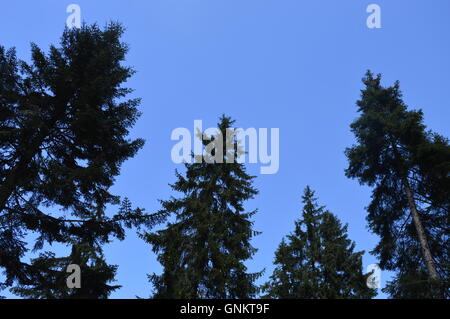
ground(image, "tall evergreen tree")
xmin=263 ymin=187 xmax=375 ymax=299
xmin=345 ymin=71 xmax=450 ymax=298
xmin=10 ymin=244 xmax=119 ymax=299
xmin=7 ymin=198 xmax=148 ymax=299
xmin=0 ymin=24 xmax=164 ymax=297
xmin=144 ymin=116 xmax=262 ymax=299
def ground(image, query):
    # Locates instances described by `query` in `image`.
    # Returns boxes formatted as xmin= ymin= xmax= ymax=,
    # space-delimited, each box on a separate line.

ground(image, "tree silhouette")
xmin=345 ymin=71 xmax=449 ymax=298
xmin=144 ymin=116 xmax=262 ymax=298
xmin=0 ymin=24 xmax=164 ymax=298
xmin=263 ymin=187 xmax=375 ymax=299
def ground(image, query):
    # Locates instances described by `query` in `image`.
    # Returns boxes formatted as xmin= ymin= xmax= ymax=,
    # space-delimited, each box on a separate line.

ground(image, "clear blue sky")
xmin=1 ymin=0 xmax=449 ymax=298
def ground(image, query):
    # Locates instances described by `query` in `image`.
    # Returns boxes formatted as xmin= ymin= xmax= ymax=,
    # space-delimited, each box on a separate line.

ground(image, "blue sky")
xmin=1 ymin=0 xmax=449 ymax=298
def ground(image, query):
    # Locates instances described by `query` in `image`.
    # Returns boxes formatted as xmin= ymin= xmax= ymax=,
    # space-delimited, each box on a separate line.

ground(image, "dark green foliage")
xmin=263 ymin=187 xmax=375 ymax=299
xmin=144 ymin=116 xmax=262 ymax=299
xmin=11 ymin=244 xmax=119 ymax=299
xmin=345 ymin=71 xmax=450 ymax=298
xmin=0 ymin=24 xmax=163 ymax=297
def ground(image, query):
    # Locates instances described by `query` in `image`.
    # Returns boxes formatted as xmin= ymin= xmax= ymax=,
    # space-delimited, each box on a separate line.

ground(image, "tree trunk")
xmin=391 ymin=142 xmax=440 ymax=288
xmin=403 ymin=178 xmax=442 ymax=297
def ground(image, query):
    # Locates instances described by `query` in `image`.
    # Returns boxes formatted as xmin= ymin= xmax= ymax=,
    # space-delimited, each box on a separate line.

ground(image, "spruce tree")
xmin=263 ymin=186 xmax=375 ymax=299
xmin=10 ymin=244 xmax=119 ymax=299
xmin=0 ymin=24 xmax=164 ymax=297
xmin=144 ymin=116 xmax=262 ymax=299
xmin=7 ymin=198 xmax=149 ymax=299
xmin=345 ymin=71 xmax=449 ymax=298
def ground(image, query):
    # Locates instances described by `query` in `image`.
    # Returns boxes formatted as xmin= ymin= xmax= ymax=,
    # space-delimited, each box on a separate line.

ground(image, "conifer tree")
xmin=7 ymin=198 xmax=148 ymax=299
xmin=0 ymin=24 xmax=164 ymax=296
xmin=144 ymin=116 xmax=262 ymax=299
xmin=345 ymin=71 xmax=449 ymax=298
xmin=263 ymin=187 xmax=375 ymax=299
xmin=10 ymin=244 xmax=119 ymax=299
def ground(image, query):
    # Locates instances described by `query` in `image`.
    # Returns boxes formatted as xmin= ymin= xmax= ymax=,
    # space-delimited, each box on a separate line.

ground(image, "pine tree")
xmin=11 ymin=244 xmax=120 ymax=299
xmin=7 ymin=197 xmax=152 ymax=299
xmin=345 ymin=71 xmax=450 ymax=298
xmin=0 ymin=24 xmax=164 ymax=296
xmin=144 ymin=116 xmax=262 ymax=299
xmin=263 ymin=186 xmax=375 ymax=299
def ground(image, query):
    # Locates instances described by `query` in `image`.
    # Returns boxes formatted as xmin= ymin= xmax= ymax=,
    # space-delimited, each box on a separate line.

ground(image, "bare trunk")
xmin=391 ymin=142 xmax=440 ymax=283
xmin=403 ymin=179 xmax=441 ymax=288
xmin=390 ymin=141 xmax=442 ymax=297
